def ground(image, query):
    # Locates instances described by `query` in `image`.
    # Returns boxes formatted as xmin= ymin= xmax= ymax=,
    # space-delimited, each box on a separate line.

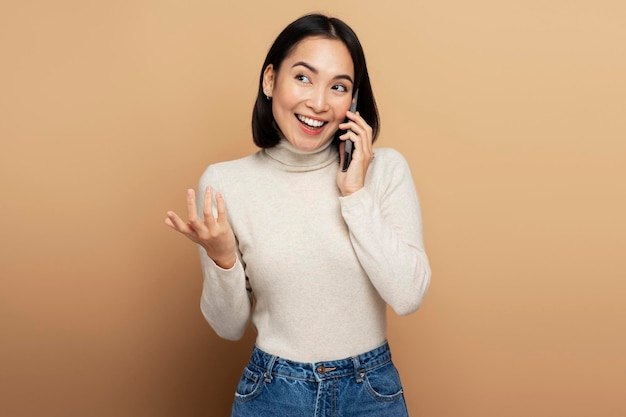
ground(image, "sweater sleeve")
xmin=339 ymin=149 xmax=431 ymax=316
xmin=196 ymin=165 xmax=251 ymax=340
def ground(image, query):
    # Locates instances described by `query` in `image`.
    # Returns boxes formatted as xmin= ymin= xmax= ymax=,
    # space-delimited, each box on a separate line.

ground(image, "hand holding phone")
xmin=341 ymin=89 xmax=359 ymax=172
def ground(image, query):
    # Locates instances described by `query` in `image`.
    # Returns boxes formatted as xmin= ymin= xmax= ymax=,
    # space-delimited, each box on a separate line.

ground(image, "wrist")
xmin=340 ymin=185 xmax=363 ymax=197
xmin=213 ymin=253 xmax=237 ymax=269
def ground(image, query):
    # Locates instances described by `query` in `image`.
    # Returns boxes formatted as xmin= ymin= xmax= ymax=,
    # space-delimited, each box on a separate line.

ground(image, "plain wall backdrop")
xmin=1 ymin=1 xmax=625 ymax=416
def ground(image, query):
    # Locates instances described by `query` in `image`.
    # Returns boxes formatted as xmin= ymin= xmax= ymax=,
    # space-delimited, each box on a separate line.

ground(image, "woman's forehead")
xmin=282 ymin=37 xmax=354 ymax=75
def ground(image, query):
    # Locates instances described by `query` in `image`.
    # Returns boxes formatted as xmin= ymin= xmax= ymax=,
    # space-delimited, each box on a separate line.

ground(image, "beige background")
xmin=1 ymin=0 xmax=625 ymax=416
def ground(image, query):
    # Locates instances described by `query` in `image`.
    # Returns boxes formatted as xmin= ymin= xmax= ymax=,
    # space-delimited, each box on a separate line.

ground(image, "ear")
xmin=262 ymin=64 xmax=275 ymax=98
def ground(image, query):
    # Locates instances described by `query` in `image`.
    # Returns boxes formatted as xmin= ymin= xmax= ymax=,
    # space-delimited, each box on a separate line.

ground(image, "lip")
xmin=295 ymin=114 xmax=327 ymax=134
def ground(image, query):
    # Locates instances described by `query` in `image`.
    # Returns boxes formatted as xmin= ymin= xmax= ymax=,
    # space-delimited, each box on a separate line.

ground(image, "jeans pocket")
xmin=234 ymin=366 xmax=264 ymax=403
xmin=363 ymin=361 xmax=405 ymax=402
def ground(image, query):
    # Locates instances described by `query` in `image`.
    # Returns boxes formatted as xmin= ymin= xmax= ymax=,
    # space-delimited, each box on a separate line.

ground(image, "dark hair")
xmin=252 ymin=13 xmax=380 ymax=148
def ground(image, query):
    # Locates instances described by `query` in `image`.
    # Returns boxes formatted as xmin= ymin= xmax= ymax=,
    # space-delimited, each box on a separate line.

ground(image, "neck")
xmin=263 ymin=137 xmax=338 ymax=172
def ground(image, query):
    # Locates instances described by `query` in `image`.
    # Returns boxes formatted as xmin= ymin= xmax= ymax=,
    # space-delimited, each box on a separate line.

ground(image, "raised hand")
xmin=165 ymin=187 xmax=237 ymax=269
xmin=337 ymin=110 xmax=374 ymax=196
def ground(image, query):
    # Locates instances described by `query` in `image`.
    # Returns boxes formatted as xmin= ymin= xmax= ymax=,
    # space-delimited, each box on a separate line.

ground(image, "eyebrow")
xmin=292 ymin=61 xmax=354 ymax=84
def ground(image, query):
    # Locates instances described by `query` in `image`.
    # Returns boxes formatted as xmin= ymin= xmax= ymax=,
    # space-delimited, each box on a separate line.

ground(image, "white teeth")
xmin=297 ymin=115 xmax=325 ymax=128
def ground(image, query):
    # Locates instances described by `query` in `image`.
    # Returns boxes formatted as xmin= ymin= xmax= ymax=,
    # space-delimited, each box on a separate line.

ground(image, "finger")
xmin=203 ymin=186 xmax=219 ymax=233
xmin=347 ymin=113 xmax=373 ymax=158
xmin=341 ymin=129 xmax=368 ymax=157
xmin=215 ymin=192 xmax=228 ymax=223
xmin=164 ymin=216 xmax=175 ymax=228
xmin=203 ymin=186 xmax=214 ymax=222
xmin=186 ymin=189 xmax=203 ymax=228
xmin=346 ymin=110 xmax=367 ymax=126
xmin=344 ymin=111 xmax=373 ymax=142
xmin=186 ymin=189 xmax=196 ymax=218
xmin=339 ymin=120 xmax=362 ymax=142
xmin=341 ymin=122 xmax=366 ymax=146
xmin=165 ymin=211 xmax=191 ymax=233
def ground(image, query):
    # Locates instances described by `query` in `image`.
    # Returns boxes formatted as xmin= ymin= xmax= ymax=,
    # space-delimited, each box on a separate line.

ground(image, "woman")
xmin=165 ymin=13 xmax=431 ymax=416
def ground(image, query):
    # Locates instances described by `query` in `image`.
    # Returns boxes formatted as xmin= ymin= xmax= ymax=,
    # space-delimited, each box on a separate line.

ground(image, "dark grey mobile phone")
xmin=341 ymin=89 xmax=359 ymax=172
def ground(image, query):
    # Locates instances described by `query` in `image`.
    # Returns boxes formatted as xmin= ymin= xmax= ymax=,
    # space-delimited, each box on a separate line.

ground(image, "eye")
xmin=295 ymin=74 xmax=310 ymax=83
xmin=332 ymin=84 xmax=348 ymax=93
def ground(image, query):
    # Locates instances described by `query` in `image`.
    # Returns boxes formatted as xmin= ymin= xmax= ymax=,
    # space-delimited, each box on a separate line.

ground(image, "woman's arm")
xmin=196 ymin=166 xmax=251 ymax=340
xmin=198 ymin=248 xmax=251 ymax=341
xmin=165 ymin=165 xmax=251 ymax=340
xmin=339 ymin=149 xmax=431 ymax=315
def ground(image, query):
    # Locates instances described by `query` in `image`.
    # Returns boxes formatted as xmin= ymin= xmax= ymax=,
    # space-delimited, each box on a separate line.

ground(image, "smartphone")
xmin=341 ymin=89 xmax=359 ymax=172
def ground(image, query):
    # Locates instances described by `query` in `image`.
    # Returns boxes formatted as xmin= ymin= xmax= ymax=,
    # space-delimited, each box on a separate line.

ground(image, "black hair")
xmin=251 ymin=13 xmax=380 ymax=148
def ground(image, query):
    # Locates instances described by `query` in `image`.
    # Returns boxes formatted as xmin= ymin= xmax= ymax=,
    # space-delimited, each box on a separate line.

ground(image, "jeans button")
xmin=316 ymin=365 xmax=336 ymax=374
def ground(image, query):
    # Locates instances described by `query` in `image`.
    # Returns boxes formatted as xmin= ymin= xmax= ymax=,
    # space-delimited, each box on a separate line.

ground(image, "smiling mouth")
xmin=296 ymin=114 xmax=326 ymax=130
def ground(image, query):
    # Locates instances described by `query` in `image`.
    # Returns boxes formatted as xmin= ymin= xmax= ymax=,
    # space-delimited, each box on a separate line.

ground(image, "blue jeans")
xmin=231 ymin=341 xmax=409 ymax=417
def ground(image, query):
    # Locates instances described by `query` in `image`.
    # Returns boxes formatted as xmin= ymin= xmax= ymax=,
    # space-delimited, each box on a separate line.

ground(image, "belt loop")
xmin=351 ymin=356 xmax=365 ymax=383
xmin=264 ymin=355 xmax=277 ymax=383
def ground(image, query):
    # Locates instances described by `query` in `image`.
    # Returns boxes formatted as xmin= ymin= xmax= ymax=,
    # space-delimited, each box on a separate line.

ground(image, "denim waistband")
xmin=248 ymin=341 xmax=392 ymax=382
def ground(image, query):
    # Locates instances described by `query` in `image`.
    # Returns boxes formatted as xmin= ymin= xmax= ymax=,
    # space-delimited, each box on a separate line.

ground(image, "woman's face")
xmin=263 ymin=36 xmax=355 ymax=151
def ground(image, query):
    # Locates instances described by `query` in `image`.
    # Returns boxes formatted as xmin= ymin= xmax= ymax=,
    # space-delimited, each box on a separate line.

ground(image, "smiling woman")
xmin=164 ymin=13 xmax=431 ymax=417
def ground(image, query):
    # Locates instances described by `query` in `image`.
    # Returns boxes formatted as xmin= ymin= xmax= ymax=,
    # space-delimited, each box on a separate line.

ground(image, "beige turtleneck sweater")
xmin=197 ymin=138 xmax=430 ymax=362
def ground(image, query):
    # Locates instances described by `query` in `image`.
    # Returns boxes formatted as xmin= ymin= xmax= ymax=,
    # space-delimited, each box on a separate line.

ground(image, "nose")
xmin=306 ymin=87 xmax=330 ymax=113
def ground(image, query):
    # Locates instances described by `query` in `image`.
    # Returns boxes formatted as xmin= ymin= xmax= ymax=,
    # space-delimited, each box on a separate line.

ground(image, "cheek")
xmin=273 ymin=93 xmax=297 ymax=115
xmin=332 ymin=102 xmax=351 ymax=122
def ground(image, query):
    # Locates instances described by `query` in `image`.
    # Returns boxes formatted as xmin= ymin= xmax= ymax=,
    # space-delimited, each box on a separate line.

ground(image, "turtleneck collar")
xmin=263 ymin=136 xmax=338 ymax=172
